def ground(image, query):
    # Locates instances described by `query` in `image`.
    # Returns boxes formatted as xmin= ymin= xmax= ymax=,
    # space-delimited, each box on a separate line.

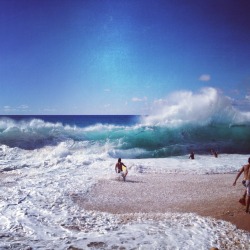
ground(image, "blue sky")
xmin=0 ymin=0 xmax=250 ymax=115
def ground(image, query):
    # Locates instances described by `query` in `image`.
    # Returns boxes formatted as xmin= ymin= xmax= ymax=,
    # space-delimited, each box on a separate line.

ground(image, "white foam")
xmin=70 ymin=213 xmax=250 ymax=250
xmin=0 ymin=143 xmax=249 ymax=249
xmin=142 ymin=87 xmax=250 ymax=126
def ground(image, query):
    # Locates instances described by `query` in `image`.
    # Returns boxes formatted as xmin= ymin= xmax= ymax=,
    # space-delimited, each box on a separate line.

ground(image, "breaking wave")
xmin=142 ymin=87 xmax=250 ymax=127
xmin=0 ymin=88 xmax=250 ymax=157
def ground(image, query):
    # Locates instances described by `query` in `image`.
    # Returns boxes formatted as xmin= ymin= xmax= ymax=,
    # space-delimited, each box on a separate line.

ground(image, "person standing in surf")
xmin=115 ymin=158 xmax=128 ymax=181
xmin=189 ymin=151 xmax=195 ymax=159
xmin=233 ymin=157 xmax=250 ymax=213
xmin=211 ymin=149 xmax=218 ymax=158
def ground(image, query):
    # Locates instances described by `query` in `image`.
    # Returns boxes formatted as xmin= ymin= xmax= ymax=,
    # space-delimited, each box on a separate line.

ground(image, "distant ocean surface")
xmin=0 ymin=115 xmax=249 ymax=157
xmin=1 ymin=114 xmax=250 ymax=249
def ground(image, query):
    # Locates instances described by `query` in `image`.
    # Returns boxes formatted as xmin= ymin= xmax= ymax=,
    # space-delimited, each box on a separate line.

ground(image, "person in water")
xmin=211 ymin=149 xmax=218 ymax=158
xmin=115 ymin=158 xmax=128 ymax=181
xmin=189 ymin=151 xmax=195 ymax=159
xmin=233 ymin=157 xmax=250 ymax=213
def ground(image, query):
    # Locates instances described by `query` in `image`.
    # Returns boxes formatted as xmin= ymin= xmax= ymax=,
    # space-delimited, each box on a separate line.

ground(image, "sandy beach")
xmin=77 ymin=173 xmax=250 ymax=233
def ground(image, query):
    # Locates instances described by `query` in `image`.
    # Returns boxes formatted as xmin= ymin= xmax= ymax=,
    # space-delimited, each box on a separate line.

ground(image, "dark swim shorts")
xmin=242 ymin=180 xmax=246 ymax=187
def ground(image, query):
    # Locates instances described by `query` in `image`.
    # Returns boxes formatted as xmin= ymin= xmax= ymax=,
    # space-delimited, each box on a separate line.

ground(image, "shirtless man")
xmin=211 ymin=149 xmax=218 ymax=158
xmin=233 ymin=157 xmax=250 ymax=213
xmin=189 ymin=151 xmax=195 ymax=160
xmin=115 ymin=158 xmax=128 ymax=181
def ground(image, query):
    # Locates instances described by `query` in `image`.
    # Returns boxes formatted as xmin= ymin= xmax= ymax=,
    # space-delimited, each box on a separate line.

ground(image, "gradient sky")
xmin=0 ymin=0 xmax=250 ymax=115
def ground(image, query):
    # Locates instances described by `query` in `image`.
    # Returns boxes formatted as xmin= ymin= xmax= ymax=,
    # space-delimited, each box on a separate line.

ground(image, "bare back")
xmin=243 ymin=164 xmax=250 ymax=180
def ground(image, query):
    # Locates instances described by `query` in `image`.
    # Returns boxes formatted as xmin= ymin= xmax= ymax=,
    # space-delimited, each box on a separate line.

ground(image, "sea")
xmin=0 ymin=113 xmax=250 ymax=249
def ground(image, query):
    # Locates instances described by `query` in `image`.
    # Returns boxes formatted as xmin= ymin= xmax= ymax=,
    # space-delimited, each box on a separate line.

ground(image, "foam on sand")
xmin=77 ymin=173 xmax=250 ymax=249
xmin=1 ymin=141 xmax=250 ymax=249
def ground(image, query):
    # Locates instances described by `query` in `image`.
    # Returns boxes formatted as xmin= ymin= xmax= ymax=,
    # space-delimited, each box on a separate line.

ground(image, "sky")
xmin=0 ymin=0 xmax=250 ymax=115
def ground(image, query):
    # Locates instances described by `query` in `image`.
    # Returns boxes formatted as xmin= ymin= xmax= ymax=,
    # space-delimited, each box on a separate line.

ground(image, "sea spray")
xmin=142 ymin=87 xmax=250 ymax=126
xmin=0 ymin=118 xmax=250 ymax=157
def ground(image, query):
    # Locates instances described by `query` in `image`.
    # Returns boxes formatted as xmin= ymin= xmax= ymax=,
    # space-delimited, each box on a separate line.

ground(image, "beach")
xmin=1 ymin=115 xmax=250 ymax=249
xmin=79 ymin=173 xmax=250 ymax=233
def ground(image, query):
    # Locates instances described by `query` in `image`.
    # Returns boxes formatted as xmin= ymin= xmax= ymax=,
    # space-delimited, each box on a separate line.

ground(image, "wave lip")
xmin=0 ymin=118 xmax=70 ymax=149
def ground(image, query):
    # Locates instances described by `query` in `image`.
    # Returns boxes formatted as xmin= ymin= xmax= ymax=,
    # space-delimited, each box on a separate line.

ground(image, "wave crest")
xmin=0 ymin=118 xmax=76 ymax=149
xmin=0 ymin=117 xmax=128 ymax=150
xmin=142 ymin=87 xmax=250 ymax=126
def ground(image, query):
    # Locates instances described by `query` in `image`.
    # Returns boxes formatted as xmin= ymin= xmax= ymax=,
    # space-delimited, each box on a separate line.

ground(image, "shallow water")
xmin=0 ymin=114 xmax=250 ymax=249
xmin=0 ymin=141 xmax=250 ymax=249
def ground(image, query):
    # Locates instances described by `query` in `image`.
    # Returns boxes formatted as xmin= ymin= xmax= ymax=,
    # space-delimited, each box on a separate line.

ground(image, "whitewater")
xmin=0 ymin=87 xmax=250 ymax=249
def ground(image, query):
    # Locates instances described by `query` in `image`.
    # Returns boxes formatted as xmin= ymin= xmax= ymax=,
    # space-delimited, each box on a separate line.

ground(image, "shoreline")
xmin=77 ymin=173 xmax=250 ymax=233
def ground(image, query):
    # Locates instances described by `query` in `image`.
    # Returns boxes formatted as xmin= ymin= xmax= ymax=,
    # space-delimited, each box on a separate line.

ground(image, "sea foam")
xmin=142 ymin=87 xmax=250 ymax=126
xmin=0 ymin=140 xmax=250 ymax=249
xmin=0 ymin=110 xmax=250 ymax=249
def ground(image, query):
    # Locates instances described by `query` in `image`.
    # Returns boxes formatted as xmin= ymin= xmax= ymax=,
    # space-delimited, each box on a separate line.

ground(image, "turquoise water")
xmin=0 ymin=115 xmax=250 ymax=249
xmin=0 ymin=115 xmax=249 ymax=157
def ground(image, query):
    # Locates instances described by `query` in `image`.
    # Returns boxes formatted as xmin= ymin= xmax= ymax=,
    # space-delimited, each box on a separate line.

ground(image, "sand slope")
xmin=78 ymin=173 xmax=250 ymax=232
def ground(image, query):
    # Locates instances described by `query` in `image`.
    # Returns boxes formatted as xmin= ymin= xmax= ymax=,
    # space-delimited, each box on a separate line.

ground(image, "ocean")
xmin=1 ymin=114 xmax=250 ymax=156
xmin=0 ymin=114 xmax=250 ymax=249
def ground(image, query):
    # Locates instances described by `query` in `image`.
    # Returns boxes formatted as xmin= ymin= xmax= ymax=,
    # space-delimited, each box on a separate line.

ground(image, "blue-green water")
xmin=0 ymin=115 xmax=249 ymax=158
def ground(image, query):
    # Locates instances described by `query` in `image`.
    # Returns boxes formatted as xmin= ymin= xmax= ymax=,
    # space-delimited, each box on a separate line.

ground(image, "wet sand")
xmin=77 ymin=173 xmax=250 ymax=232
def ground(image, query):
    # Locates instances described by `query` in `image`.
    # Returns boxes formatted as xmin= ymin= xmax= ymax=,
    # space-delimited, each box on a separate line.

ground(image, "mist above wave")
xmin=142 ymin=87 xmax=250 ymax=126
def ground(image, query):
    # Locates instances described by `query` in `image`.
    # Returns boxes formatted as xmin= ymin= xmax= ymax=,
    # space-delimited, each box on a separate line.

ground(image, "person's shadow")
xmin=114 ymin=178 xmax=143 ymax=183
